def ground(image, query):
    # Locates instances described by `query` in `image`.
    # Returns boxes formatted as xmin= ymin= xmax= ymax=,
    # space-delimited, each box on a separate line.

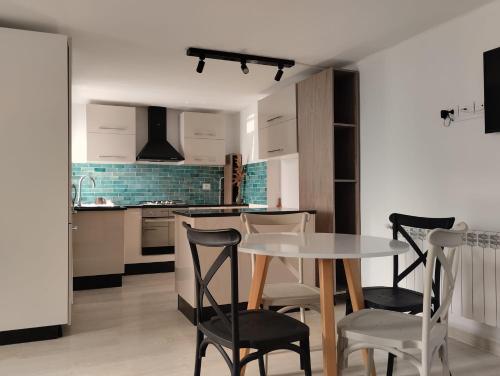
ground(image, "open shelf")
xmin=334 ymin=126 xmax=356 ymax=180
xmin=333 ymin=70 xmax=358 ymax=125
xmin=334 ymin=122 xmax=356 ymax=128
xmin=334 ymin=181 xmax=357 ymax=234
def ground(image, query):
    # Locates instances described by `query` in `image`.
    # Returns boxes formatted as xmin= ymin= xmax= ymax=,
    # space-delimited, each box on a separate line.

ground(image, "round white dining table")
xmin=238 ymin=232 xmax=409 ymax=376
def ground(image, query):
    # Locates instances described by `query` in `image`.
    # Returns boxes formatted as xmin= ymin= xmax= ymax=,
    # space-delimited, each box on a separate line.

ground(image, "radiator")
xmin=398 ymin=227 xmax=500 ymax=327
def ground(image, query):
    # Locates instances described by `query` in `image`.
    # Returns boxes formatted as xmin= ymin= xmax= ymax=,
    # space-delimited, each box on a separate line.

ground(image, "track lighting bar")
xmin=187 ymin=48 xmax=294 ymax=80
xmin=187 ymin=48 xmax=294 ymax=68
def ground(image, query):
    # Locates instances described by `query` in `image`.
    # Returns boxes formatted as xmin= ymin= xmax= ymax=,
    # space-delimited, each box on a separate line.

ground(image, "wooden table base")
xmin=241 ymin=256 xmax=375 ymax=376
xmin=318 ymin=259 xmax=337 ymax=375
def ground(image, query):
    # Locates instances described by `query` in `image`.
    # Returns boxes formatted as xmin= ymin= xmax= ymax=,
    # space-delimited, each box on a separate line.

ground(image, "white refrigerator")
xmin=0 ymin=27 xmax=71 ymax=342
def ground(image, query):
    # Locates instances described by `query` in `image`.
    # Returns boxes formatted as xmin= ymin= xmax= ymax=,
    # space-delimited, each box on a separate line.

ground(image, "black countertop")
xmin=173 ymin=208 xmax=317 ymax=218
xmin=125 ymin=203 xmax=249 ymax=209
xmin=73 ymin=206 xmax=127 ymax=211
xmin=74 ymin=203 xmax=249 ymax=211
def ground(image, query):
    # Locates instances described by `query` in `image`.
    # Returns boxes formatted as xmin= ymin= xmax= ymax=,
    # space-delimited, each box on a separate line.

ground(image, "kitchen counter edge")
xmin=173 ymin=208 xmax=317 ymax=218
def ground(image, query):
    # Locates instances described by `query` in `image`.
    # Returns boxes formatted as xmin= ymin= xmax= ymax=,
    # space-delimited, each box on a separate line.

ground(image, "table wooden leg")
xmin=319 ymin=259 xmax=336 ymax=376
xmin=240 ymin=255 xmax=271 ymax=375
xmin=343 ymin=259 xmax=376 ymax=376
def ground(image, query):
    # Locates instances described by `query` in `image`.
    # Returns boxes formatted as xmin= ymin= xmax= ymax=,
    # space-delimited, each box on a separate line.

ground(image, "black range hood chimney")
xmin=136 ymin=106 xmax=184 ymax=162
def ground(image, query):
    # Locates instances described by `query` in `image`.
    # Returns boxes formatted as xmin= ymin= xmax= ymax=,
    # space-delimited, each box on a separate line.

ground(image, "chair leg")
xmin=258 ymin=354 xmax=266 ymax=376
xmin=194 ymin=330 xmax=203 ymax=376
xmin=386 ymin=353 xmax=396 ymax=376
xmin=300 ymin=307 xmax=306 ymax=323
xmin=345 ymin=298 xmax=353 ymax=315
xmin=337 ymin=335 xmax=346 ymax=376
xmin=439 ymin=342 xmax=451 ymax=376
xmin=301 ymin=338 xmax=312 ymax=376
xmin=232 ymin=349 xmax=240 ymax=376
xmin=262 ymin=304 xmax=270 ymax=375
xmin=365 ymin=349 xmax=375 ymax=376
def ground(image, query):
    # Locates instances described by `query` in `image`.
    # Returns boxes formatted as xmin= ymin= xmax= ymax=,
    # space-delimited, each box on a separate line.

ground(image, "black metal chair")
xmin=183 ymin=222 xmax=312 ymax=376
xmin=345 ymin=213 xmax=455 ymax=376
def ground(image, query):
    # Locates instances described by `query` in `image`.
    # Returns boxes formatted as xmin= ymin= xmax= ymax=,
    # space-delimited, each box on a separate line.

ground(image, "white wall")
xmin=354 ymin=0 xmax=500 ymax=346
xmin=281 ymin=156 xmax=299 ymax=209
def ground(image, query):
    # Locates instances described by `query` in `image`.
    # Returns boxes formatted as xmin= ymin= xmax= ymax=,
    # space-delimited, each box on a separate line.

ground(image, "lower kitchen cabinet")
xmin=72 ymin=210 xmax=125 ymax=289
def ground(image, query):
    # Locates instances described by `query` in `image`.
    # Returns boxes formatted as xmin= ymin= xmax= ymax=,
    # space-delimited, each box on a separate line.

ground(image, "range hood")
xmin=136 ymin=106 xmax=184 ymax=162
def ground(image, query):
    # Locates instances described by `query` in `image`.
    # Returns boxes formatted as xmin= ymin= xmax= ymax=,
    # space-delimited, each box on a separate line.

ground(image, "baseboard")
xmin=449 ymin=326 xmax=500 ymax=357
xmin=0 ymin=325 xmax=62 ymax=346
xmin=124 ymin=261 xmax=174 ymax=275
xmin=73 ymin=274 xmax=122 ymax=290
xmin=141 ymin=246 xmax=175 ymax=256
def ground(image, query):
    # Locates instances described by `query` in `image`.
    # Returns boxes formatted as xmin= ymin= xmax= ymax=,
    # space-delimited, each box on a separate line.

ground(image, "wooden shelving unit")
xmin=223 ymin=153 xmax=242 ymax=204
xmin=297 ymin=68 xmax=360 ymax=293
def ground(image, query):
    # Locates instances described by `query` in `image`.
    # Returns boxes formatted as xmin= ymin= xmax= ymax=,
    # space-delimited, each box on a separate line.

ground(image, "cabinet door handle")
xmin=98 ymin=155 xmax=126 ymax=158
xmin=71 ymin=226 xmax=78 ymax=231
xmin=194 ymin=132 xmax=216 ymax=137
xmin=99 ymin=126 xmax=126 ymax=130
xmin=267 ymin=116 xmax=283 ymax=122
xmin=143 ymin=228 xmax=159 ymax=231
xmin=268 ymin=148 xmax=284 ymax=153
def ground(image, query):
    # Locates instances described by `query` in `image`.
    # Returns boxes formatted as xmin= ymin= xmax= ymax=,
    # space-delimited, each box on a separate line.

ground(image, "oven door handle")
xmin=143 ymin=218 xmax=172 ymax=224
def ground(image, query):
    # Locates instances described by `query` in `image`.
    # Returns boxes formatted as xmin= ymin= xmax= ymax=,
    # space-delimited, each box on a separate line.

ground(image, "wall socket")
xmin=454 ymin=101 xmax=484 ymax=122
xmin=202 ymin=183 xmax=211 ymax=191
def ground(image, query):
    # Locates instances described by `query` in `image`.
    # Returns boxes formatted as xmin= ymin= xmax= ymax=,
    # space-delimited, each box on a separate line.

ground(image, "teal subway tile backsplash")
xmin=72 ymin=162 xmax=268 ymax=206
xmin=72 ymin=163 xmax=223 ymax=205
xmin=242 ymin=162 xmax=267 ymax=205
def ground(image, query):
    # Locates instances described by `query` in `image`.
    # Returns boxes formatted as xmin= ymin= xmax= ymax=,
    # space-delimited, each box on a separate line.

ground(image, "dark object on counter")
xmin=182 ymin=222 xmax=311 ymax=376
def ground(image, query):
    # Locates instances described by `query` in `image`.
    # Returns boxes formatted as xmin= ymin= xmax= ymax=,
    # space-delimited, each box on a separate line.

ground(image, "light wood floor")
xmin=1 ymin=273 xmax=499 ymax=375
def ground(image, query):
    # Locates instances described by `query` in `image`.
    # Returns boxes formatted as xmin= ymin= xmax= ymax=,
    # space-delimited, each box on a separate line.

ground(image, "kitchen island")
xmin=174 ymin=208 xmax=316 ymax=323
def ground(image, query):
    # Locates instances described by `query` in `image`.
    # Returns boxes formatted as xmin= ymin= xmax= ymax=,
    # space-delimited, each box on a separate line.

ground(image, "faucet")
xmin=76 ymin=175 xmax=96 ymax=207
xmin=219 ymin=176 xmax=224 ymax=205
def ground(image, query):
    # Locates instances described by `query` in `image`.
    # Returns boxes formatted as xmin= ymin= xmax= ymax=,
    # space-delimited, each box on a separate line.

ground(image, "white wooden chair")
xmin=241 ymin=212 xmax=321 ymax=371
xmin=337 ymin=222 xmax=468 ymax=376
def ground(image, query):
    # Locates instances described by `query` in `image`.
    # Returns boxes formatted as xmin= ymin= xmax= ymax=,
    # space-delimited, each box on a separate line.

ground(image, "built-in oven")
xmin=141 ymin=207 xmax=175 ymax=255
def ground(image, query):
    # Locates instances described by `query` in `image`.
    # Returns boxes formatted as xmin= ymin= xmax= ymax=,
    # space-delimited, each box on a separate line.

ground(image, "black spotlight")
xmin=240 ymin=60 xmax=249 ymax=74
xmin=275 ymin=65 xmax=284 ymax=81
xmin=196 ymin=57 xmax=205 ymax=73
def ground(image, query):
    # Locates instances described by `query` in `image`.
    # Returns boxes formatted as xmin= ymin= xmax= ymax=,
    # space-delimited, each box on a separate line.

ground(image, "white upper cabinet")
xmin=181 ymin=112 xmax=225 ymax=140
xmin=258 ymin=85 xmax=297 ymax=159
xmin=180 ymin=112 xmax=226 ymax=165
xmin=87 ymin=104 xmax=136 ymax=134
xmin=85 ymin=104 xmax=136 ymax=163
xmin=258 ymin=84 xmax=296 ymax=129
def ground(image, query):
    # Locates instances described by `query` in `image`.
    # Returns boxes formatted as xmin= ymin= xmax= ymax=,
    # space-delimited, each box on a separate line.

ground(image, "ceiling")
xmin=0 ymin=0 xmax=494 ymax=112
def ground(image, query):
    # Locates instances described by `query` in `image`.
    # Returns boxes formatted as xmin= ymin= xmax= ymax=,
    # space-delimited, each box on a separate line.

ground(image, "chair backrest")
xmin=241 ymin=212 xmax=310 ymax=283
xmin=182 ymin=222 xmax=242 ymax=343
xmin=421 ymin=222 xmax=467 ymax=354
xmin=389 ymin=213 xmax=455 ymax=308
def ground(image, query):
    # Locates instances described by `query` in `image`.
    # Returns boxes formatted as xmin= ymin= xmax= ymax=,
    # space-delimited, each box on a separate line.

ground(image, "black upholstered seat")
xmin=200 ymin=309 xmax=309 ymax=349
xmin=360 ymin=286 xmax=424 ymax=313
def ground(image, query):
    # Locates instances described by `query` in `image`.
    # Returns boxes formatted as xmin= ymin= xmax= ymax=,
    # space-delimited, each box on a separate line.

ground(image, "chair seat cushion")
xmin=262 ymin=282 xmax=320 ymax=307
xmin=338 ymin=309 xmax=447 ymax=350
xmin=200 ymin=309 xmax=309 ymax=349
xmin=360 ymin=286 xmax=424 ymax=312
